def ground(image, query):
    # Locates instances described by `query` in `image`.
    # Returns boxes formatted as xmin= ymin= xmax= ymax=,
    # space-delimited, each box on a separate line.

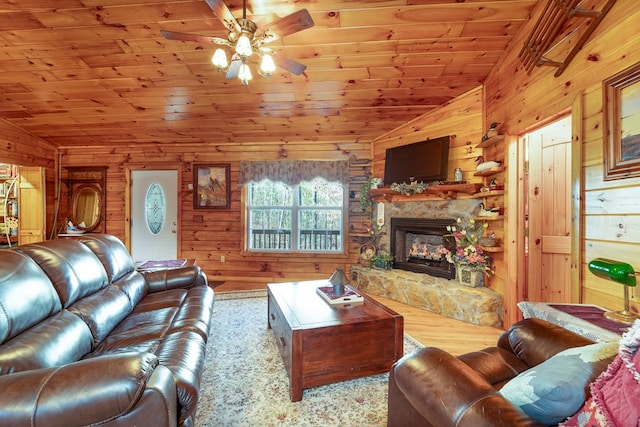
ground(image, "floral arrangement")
xmin=440 ymin=218 xmax=493 ymax=273
xmin=365 ymin=221 xmax=385 ymax=248
xmin=389 ymin=180 xmax=428 ymax=195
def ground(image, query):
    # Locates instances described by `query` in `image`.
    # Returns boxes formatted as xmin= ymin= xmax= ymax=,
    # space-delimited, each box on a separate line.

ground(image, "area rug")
xmin=195 ymin=291 xmax=422 ymax=427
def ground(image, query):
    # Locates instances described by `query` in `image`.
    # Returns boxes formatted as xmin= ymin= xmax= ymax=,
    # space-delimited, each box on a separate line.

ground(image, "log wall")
xmin=0 ymin=118 xmax=57 ymax=237
xmin=484 ymin=0 xmax=640 ymax=317
xmin=57 ymin=141 xmax=371 ymax=290
xmin=1 ymin=1 xmax=639 ymax=320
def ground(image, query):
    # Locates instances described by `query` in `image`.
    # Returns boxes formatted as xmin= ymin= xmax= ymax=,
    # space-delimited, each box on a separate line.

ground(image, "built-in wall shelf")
xmin=475 ymin=215 xmax=504 ymax=221
xmin=473 ymin=166 xmax=505 ymax=177
xmin=370 ymin=183 xmax=482 ymax=202
xmin=475 ymin=135 xmax=505 ymax=149
xmin=482 ymin=246 xmax=504 ymax=253
xmin=472 ymin=190 xmax=505 ymax=198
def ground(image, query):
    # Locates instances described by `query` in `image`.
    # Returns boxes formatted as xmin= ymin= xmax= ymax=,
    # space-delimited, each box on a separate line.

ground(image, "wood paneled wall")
xmin=0 ymin=118 xmax=57 ymax=237
xmin=58 ymin=141 xmax=371 ymax=290
xmin=370 ymin=87 xmax=511 ymax=309
xmin=484 ymin=1 xmax=640 ymax=317
xmin=2 ymin=1 xmax=640 ymax=321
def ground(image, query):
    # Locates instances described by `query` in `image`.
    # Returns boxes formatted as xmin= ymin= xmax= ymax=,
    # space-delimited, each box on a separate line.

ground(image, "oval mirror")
xmin=72 ymin=184 xmax=101 ymax=230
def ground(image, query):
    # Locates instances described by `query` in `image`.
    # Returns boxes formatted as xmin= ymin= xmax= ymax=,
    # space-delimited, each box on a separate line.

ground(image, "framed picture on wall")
xmin=193 ymin=163 xmax=230 ymax=209
xmin=603 ymin=62 xmax=640 ymax=180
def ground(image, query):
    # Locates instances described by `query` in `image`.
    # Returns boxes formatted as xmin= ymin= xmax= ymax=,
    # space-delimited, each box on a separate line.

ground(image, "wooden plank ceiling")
xmin=0 ymin=0 xmax=538 ymax=147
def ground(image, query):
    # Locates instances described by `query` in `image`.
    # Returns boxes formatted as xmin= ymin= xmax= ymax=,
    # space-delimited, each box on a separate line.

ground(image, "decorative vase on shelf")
xmin=456 ymin=266 xmax=484 ymax=287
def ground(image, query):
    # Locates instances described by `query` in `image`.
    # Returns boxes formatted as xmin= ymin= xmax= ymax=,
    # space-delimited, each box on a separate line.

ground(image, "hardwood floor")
xmin=368 ymin=294 xmax=505 ymax=356
xmin=215 ymin=282 xmax=505 ymax=356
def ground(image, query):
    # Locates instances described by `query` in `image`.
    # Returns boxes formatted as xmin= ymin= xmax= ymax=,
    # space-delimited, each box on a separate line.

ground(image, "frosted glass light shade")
xmin=238 ymin=63 xmax=252 ymax=85
xmin=211 ymin=49 xmax=228 ymax=70
xmin=260 ymin=54 xmax=276 ymax=76
xmin=235 ymin=35 xmax=252 ymax=57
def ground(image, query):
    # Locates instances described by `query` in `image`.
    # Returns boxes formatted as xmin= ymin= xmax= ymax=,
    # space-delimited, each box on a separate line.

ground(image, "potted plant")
xmin=371 ymin=252 xmax=394 ymax=270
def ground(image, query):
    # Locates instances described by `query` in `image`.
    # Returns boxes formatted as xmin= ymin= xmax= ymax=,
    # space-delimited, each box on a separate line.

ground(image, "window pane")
xmin=249 ymin=180 xmax=292 ymax=206
xmin=246 ymin=177 xmax=344 ymax=253
xmin=298 ymin=209 xmax=342 ymax=251
xmin=248 ymin=180 xmax=293 ymax=250
xmin=250 ymin=209 xmax=292 ymax=229
xmin=145 ymin=182 xmax=166 ymax=235
xmin=299 ymin=179 xmax=343 ymax=207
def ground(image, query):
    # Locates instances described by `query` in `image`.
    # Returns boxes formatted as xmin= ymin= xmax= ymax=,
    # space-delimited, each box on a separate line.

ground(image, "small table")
xmin=267 ymin=280 xmax=404 ymax=401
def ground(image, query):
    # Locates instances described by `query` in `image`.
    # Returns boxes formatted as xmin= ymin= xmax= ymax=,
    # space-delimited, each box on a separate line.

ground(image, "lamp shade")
xmin=588 ymin=258 xmax=637 ymax=287
xmin=260 ymin=54 xmax=276 ymax=75
xmin=329 ymin=268 xmax=348 ymax=286
xmin=211 ymin=48 xmax=228 ymax=70
xmin=235 ymin=34 xmax=252 ymax=57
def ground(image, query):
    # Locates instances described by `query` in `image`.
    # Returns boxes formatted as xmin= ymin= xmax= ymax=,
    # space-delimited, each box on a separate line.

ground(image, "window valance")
xmin=238 ymin=160 xmax=350 ymax=186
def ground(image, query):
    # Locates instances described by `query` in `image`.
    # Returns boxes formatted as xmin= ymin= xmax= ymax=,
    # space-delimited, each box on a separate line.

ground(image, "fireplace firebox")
xmin=390 ymin=217 xmax=456 ymax=279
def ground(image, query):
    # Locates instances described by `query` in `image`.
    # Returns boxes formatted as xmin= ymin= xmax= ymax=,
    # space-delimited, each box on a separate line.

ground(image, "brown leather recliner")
xmin=0 ymin=234 xmax=214 ymax=427
xmin=387 ymin=318 xmax=603 ymax=427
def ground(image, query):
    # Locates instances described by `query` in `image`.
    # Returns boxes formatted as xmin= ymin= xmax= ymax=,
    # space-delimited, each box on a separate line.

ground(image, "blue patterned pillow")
xmin=499 ymin=341 xmax=617 ymax=426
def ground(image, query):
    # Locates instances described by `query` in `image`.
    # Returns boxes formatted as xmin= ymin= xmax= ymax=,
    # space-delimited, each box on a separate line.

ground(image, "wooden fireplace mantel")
xmin=369 ymin=183 xmax=483 ymax=202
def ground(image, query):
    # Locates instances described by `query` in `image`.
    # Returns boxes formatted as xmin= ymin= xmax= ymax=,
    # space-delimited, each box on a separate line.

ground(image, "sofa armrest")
xmin=497 ymin=318 xmax=595 ymax=368
xmin=142 ymin=265 xmax=208 ymax=293
xmin=390 ymin=347 xmax=545 ymax=427
xmin=0 ymin=352 xmax=177 ymax=427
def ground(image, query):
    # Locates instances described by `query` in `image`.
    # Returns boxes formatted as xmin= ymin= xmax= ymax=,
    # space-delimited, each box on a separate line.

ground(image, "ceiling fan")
xmin=161 ymin=0 xmax=314 ymax=85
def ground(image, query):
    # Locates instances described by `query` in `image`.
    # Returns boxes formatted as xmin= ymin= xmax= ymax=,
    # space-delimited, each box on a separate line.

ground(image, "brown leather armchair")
xmin=387 ymin=318 xmax=602 ymax=427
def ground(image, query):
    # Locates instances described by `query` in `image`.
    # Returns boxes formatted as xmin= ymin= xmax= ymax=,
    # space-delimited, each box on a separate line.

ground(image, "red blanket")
xmin=561 ymin=320 xmax=640 ymax=427
xmin=590 ymin=320 xmax=640 ymax=427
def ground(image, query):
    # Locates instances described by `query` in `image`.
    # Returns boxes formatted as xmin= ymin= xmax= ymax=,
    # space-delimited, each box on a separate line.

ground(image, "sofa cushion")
xmin=74 ymin=234 xmax=137 ymax=283
xmin=16 ymin=239 xmax=109 ymax=307
xmin=499 ymin=341 xmax=617 ymax=425
xmin=0 ymin=251 xmax=62 ymax=343
xmin=0 ymin=311 xmax=93 ymax=373
xmin=68 ymin=285 xmax=134 ymax=347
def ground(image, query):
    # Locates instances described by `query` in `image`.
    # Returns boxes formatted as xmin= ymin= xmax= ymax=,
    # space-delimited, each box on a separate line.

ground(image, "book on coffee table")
xmin=316 ymin=285 xmax=364 ymax=306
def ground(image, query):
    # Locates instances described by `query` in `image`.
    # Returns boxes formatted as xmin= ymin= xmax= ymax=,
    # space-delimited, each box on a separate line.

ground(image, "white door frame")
xmin=124 ymin=164 xmax=182 ymax=257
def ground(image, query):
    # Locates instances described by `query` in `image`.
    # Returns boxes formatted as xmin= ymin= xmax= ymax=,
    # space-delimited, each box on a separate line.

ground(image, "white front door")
xmin=131 ymin=169 xmax=178 ymax=262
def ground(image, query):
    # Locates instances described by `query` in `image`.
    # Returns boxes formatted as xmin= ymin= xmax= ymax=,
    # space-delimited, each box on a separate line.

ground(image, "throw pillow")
xmin=499 ymin=341 xmax=618 ymax=426
xmin=558 ymin=397 xmax=607 ymax=427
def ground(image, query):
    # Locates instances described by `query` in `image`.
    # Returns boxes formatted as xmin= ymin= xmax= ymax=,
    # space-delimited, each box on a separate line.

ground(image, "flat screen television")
xmin=383 ymin=136 xmax=450 ymax=184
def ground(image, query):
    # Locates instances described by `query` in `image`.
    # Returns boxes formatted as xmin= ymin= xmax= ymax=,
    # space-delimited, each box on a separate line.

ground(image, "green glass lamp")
xmin=588 ymin=258 xmax=640 ymax=324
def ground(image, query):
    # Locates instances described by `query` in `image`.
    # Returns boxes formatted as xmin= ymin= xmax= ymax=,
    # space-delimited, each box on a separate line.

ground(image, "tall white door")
xmin=131 ymin=169 xmax=178 ymax=262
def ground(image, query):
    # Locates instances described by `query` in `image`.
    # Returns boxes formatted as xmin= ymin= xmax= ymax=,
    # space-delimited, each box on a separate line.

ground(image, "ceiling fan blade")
xmin=205 ymin=0 xmax=241 ymax=33
xmin=258 ymin=9 xmax=314 ymax=44
xmin=161 ymin=30 xmax=229 ymax=46
xmin=271 ymin=51 xmax=307 ymax=75
xmin=226 ymin=59 xmax=241 ymax=79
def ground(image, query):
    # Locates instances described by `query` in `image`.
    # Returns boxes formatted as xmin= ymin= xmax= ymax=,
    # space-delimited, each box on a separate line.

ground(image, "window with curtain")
xmin=240 ymin=160 xmax=349 ymax=253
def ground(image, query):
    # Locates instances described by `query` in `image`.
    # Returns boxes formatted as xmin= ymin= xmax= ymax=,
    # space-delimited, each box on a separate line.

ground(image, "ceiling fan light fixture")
xmin=238 ymin=62 xmax=253 ymax=85
xmin=211 ymin=48 xmax=228 ymax=71
xmin=161 ymin=1 xmax=314 ymax=86
xmin=259 ymin=54 xmax=276 ymax=76
xmin=235 ymin=34 xmax=252 ymax=57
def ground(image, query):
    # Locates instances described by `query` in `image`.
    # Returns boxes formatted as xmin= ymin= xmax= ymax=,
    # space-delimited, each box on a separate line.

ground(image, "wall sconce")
xmin=588 ymin=258 xmax=640 ymax=324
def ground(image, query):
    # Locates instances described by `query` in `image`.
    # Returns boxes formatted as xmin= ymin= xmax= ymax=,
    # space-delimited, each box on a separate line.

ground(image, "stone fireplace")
xmin=350 ymin=198 xmax=503 ymax=327
xmin=390 ymin=217 xmax=455 ymax=279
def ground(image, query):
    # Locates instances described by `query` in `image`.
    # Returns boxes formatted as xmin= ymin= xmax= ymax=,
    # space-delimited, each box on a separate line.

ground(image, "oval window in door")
xmin=145 ymin=182 xmax=166 ymax=235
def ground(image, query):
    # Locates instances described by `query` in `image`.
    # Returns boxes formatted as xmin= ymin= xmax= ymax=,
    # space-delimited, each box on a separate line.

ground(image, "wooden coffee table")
xmin=267 ymin=279 xmax=404 ymax=401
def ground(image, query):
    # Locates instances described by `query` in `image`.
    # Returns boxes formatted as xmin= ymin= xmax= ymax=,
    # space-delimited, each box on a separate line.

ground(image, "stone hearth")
xmin=350 ymin=266 xmax=502 ymax=327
